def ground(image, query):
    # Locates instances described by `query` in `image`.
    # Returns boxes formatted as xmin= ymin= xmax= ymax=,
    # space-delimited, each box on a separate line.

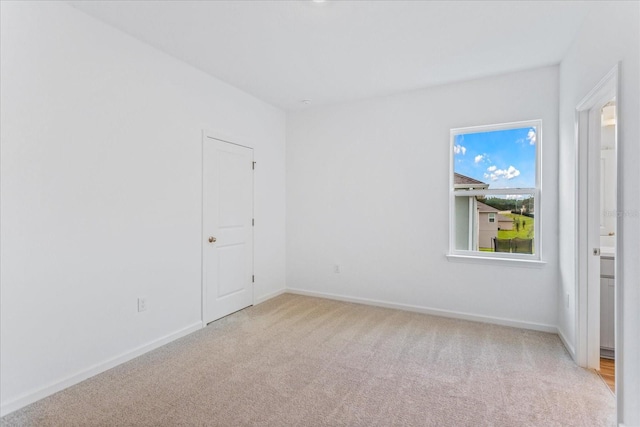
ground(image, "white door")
xmin=576 ymin=65 xmax=617 ymax=370
xmin=203 ymin=136 xmax=254 ymax=324
xmin=586 ymin=103 xmax=603 ymax=369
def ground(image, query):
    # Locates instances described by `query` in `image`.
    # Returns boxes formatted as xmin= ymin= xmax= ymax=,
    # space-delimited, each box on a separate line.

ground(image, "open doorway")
xmin=575 ymin=65 xmax=618 ymax=396
xmin=598 ymin=100 xmax=616 ymax=392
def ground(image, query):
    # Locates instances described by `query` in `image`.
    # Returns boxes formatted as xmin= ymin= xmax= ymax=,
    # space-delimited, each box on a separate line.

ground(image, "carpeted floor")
xmin=1 ymin=293 xmax=615 ymax=426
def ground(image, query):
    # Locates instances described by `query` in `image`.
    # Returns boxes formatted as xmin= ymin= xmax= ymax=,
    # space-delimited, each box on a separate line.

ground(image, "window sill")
xmin=446 ymin=254 xmax=547 ymax=268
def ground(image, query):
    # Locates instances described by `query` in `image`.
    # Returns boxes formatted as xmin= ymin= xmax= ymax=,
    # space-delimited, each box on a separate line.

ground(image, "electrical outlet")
xmin=138 ymin=297 xmax=147 ymax=312
xmin=334 ymin=265 xmax=341 ymax=274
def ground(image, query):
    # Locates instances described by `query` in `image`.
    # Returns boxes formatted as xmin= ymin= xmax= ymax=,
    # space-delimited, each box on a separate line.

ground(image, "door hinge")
xmin=252 ymin=218 xmax=255 ymax=226
xmin=252 ymin=275 xmax=255 ymax=283
xmin=252 ymin=161 xmax=256 ymax=170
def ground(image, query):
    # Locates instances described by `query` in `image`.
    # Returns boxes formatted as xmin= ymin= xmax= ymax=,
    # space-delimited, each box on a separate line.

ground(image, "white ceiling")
xmin=69 ymin=1 xmax=594 ymax=111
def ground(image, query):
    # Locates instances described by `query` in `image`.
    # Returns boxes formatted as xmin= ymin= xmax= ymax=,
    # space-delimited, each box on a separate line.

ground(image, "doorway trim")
xmin=201 ymin=129 xmax=255 ymax=327
xmin=574 ymin=64 xmax=619 ymax=373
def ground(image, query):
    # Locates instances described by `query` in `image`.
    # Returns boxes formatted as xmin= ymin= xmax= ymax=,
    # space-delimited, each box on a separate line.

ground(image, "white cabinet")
xmin=600 ymin=257 xmax=615 ymax=357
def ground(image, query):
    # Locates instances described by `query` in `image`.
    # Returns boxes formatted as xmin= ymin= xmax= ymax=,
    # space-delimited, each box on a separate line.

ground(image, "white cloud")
xmin=453 ymin=144 xmax=466 ymax=155
xmin=489 ymin=165 xmax=520 ymax=181
xmin=474 ymin=154 xmax=484 ymax=163
xmin=506 ymin=194 xmax=524 ymax=200
xmin=527 ymin=128 xmax=536 ymax=145
xmin=506 ymin=165 xmax=520 ymax=179
xmin=487 ymin=165 xmax=497 ymax=172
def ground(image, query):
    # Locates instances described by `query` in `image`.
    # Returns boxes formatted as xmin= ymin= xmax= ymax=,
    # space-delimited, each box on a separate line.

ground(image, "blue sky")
xmin=453 ymin=126 xmax=536 ymax=189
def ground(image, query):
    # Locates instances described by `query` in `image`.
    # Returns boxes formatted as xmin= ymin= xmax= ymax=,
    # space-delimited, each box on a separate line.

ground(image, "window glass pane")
xmin=453 ymin=194 xmax=535 ymax=254
xmin=454 ymin=196 xmax=471 ymax=250
xmin=453 ymin=126 xmax=537 ymax=189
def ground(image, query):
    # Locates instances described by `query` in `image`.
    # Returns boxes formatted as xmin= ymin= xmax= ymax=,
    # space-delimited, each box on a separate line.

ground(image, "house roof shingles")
xmin=454 ymin=173 xmax=487 ymax=186
xmin=476 ymin=201 xmax=499 ymax=213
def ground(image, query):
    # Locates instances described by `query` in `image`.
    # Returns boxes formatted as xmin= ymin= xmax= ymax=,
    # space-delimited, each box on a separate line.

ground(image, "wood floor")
xmin=599 ymin=358 xmax=615 ymax=393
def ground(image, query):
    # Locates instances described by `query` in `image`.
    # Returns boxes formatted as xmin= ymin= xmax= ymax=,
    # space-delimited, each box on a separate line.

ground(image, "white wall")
xmin=558 ymin=2 xmax=640 ymax=424
xmin=0 ymin=2 xmax=286 ymax=415
xmin=287 ymin=66 xmax=559 ymax=330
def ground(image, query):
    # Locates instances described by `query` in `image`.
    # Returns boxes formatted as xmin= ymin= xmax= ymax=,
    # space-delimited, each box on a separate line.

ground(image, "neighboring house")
xmin=453 ymin=173 xmax=497 ymax=251
xmin=453 ymin=173 xmax=489 ymax=190
xmin=498 ymin=213 xmax=513 ymax=231
xmin=453 ymin=174 xmax=512 ymax=250
xmin=476 ymin=201 xmax=499 ymax=249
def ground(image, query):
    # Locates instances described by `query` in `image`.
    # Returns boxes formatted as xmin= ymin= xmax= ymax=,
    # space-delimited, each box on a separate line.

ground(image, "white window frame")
xmin=488 ymin=213 xmax=496 ymax=223
xmin=447 ymin=120 xmax=543 ymax=266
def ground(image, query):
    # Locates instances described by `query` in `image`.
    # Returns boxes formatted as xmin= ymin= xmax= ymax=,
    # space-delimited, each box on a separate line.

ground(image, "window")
xmin=449 ymin=120 xmax=541 ymax=261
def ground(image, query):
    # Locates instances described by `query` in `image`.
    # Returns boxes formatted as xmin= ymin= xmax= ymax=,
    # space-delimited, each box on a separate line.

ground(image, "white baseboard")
xmin=557 ymin=327 xmax=576 ymax=361
xmin=0 ymin=321 xmax=202 ymax=417
xmin=254 ymin=288 xmax=287 ymax=305
xmin=286 ymin=288 xmax=557 ymax=333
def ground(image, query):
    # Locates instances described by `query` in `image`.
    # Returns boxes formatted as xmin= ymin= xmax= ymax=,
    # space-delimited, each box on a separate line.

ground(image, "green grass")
xmin=497 ymin=214 xmax=534 ymax=239
xmin=478 ymin=213 xmax=535 ymax=251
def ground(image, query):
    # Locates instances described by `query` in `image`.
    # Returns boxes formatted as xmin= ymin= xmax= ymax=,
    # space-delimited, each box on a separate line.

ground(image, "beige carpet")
xmin=1 ymin=294 xmax=615 ymax=426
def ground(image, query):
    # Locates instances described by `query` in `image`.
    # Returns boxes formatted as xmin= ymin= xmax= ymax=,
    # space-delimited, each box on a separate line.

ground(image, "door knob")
xmin=208 ymin=236 xmax=217 ymax=243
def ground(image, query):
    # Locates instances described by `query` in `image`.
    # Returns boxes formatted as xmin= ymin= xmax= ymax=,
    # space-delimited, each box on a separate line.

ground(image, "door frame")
xmin=201 ymin=129 xmax=255 ymax=326
xmin=574 ymin=64 xmax=619 ymax=372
